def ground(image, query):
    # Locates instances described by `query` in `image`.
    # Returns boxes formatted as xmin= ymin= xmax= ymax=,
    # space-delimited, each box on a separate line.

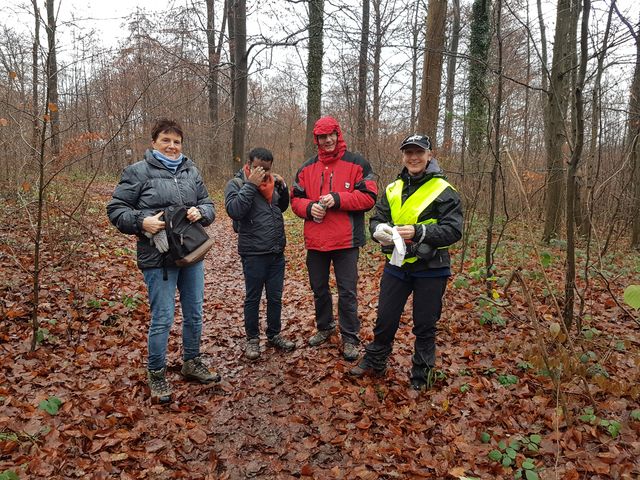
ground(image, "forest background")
xmin=1 ymin=0 xmax=640 ymax=478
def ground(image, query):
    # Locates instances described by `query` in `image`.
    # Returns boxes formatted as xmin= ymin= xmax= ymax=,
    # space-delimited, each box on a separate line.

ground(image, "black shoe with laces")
xmin=267 ymin=334 xmax=296 ymax=352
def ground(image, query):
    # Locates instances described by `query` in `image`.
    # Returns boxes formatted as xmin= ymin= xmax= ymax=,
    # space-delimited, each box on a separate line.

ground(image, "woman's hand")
xmin=142 ymin=211 xmax=165 ymax=234
xmin=186 ymin=207 xmax=202 ymax=223
xmin=396 ymin=225 xmax=415 ymax=240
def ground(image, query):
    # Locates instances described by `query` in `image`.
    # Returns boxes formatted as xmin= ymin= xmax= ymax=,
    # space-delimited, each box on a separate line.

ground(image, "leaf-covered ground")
xmin=1 ymin=184 xmax=639 ymax=479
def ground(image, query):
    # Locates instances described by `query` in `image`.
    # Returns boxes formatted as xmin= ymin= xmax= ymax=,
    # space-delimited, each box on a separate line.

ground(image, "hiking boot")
xmin=342 ymin=342 xmax=359 ymax=361
xmin=181 ymin=356 xmax=221 ymax=383
xmin=349 ymin=360 xmax=386 ymax=378
xmin=308 ymin=329 xmax=335 ymax=347
xmin=147 ymin=367 xmax=172 ymax=404
xmin=409 ymin=367 xmax=435 ymax=391
xmin=267 ymin=334 xmax=296 ymax=352
xmin=245 ymin=338 xmax=261 ymax=361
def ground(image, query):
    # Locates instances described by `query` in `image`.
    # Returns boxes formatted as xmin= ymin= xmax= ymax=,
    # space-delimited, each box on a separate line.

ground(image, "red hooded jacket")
xmin=291 ymin=117 xmax=378 ymax=251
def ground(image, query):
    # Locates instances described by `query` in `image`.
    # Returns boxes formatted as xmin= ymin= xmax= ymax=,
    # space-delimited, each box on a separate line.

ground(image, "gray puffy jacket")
xmin=224 ymin=169 xmax=288 ymax=256
xmin=107 ymin=150 xmax=215 ymax=269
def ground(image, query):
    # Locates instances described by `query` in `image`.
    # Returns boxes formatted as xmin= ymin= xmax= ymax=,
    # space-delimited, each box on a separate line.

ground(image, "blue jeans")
xmin=143 ymin=261 xmax=204 ymax=370
xmin=241 ymin=253 xmax=285 ymax=340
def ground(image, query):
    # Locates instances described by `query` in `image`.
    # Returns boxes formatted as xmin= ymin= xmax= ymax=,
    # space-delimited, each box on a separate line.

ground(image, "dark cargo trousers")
xmin=306 ymin=247 xmax=360 ymax=345
xmin=363 ymin=271 xmax=448 ymax=382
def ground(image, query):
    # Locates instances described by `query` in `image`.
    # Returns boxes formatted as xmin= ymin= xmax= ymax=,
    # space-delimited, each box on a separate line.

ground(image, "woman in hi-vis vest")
xmin=349 ymin=134 xmax=463 ymax=391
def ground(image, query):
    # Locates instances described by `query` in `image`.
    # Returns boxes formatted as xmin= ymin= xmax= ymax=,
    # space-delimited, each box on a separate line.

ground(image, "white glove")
xmin=373 ymin=223 xmax=394 ymax=246
xmin=151 ymin=229 xmax=169 ymax=253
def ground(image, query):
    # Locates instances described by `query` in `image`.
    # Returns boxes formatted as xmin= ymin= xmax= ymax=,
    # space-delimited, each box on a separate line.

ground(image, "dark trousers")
xmin=306 ymin=247 xmax=360 ymax=344
xmin=241 ymin=252 xmax=285 ymax=340
xmin=364 ymin=272 xmax=448 ymax=377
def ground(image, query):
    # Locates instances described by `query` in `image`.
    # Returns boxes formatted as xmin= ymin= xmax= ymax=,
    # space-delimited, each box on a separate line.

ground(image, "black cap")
xmin=400 ymin=134 xmax=431 ymax=150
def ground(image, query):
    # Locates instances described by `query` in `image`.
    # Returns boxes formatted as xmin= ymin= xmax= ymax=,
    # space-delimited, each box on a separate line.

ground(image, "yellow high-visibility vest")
xmin=385 ymin=177 xmax=452 ymax=264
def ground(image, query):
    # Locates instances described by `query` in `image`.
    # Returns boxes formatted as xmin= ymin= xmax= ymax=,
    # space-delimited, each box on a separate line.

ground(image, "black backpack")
xmin=164 ymin=205 xmax=215 ymax=267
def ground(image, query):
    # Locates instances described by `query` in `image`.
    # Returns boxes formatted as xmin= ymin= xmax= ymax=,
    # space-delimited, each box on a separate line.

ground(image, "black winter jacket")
xmin=369 ymin=159 xmax=463 ymax=272
xmin=224 ymin=169 xmax=289 ymax=256
xmin=107 ymin=150 xmax=215 ymax=269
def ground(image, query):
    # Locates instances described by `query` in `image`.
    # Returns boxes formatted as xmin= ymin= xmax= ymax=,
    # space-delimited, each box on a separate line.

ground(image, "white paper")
xmin=390 ymin=227 xmax=406 ymax=267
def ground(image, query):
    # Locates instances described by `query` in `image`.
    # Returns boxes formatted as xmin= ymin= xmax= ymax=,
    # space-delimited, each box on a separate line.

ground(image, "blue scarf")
xmin=152 ymin=150 xmax=184 ymax=173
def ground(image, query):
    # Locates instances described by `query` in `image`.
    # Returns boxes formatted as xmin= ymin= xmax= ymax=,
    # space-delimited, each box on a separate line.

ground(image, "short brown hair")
xmin=151 ymin=118 xmax=183 ymax=142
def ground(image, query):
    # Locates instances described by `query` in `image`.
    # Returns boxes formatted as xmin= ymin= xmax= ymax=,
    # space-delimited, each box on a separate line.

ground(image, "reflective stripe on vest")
xmin=385 ymin=177 xmax=452 ymax=264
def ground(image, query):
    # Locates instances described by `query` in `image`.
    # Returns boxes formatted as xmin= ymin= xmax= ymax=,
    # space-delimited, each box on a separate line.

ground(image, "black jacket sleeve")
xmin=277 ymin=181 xmax=290 ymax=213
xmin=417 ymin=188 xmax=463 ymax=247
xmin=224 ymin=177 xmax=259 ymax=220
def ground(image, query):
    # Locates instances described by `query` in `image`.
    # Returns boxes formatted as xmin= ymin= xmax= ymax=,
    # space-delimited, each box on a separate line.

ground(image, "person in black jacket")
xmin=107 ymin=118 xmax=220 ymax=404
xmin=224 ymin=147 xmax=295 ymax=361
xmin=349 ymin=134 xmax=463 ymax=390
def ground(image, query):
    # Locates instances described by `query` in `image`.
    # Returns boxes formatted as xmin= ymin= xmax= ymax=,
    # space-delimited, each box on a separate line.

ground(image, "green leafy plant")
xmin=624 ymin=285 xmax=640 ymax=310
xmin=38 ymin=396 xmax=62 ymax=415
xmin=517 ymin=361 xmax=533 ymax=371
xmin=631 ymin=410 xmax=640 ymax=421
xmin=540 ymin=251 xmax=552 ymax=268
xmin=488 ymin=439 xmax=519 ymax=468
xmin=578 ymin=407 xmax=621 ymax=438
xmin=581 ymin=327 xmax=601 ymax=340
xmin=0 ymin=470 xmax=19 ymax=480
xmin=122 ymin=294 xmax=142 ymax=309
xmin=86 ymin=298 xmax=102 ymax=309
xmin=521 ymin=434 xmax=541 ymax=452
xmin=453 ymin=275 xmax=470 ymax=288
xmin=0 ymin=432 xmax=18 ymax=442
xmin=498 ymin=374 xmax=519 ymax=386
xmin=460 ymin=383 xmax=471 ymax=393
xmin=478 ymin=298 xmax=506 ymax=327
xmin=514 ymin=458 xmax=539 ymax=480
xmin=484 ymin=433 xmax=541 ymax=479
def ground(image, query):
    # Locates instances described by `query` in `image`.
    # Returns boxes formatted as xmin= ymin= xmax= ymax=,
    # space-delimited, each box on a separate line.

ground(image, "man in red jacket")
xmin=291 ymin=116 xmax=378 ymax=361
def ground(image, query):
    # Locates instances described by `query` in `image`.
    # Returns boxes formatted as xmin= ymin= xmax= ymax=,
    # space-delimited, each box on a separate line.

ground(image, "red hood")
xmin=313 ymin=116 xmax=347 ymax=164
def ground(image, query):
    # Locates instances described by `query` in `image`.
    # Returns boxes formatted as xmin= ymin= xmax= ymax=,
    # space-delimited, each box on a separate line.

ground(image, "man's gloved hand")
xmin=373 ymin=223 xmax=394 ymax=246
xmin=151 ymin=229 xmax=169 ymax=253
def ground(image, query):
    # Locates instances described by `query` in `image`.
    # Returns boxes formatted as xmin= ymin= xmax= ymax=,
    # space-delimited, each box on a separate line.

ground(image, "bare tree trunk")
xmin=227 ymin=0 xmax=236 ymax=111
xmin=485 ymin=0 xmax=503 ymax=296
xmin=564 ymin=0 xmax=589 ymax=330
xmin=523 ymin=2 xmax=531 ymax=164
xmin=32 ymin=0 xmax=40 ymax=164
xmin=542 ymin=0 xmax=579 ymax=243
xmin=442 ymin=0 xmax=460 ymax=156
xmin=304 ymin=0 xmax=324 ymax=159
xmin=231 ymin=0 xmax=247 ymax=174
xmin=45 ymin=0 xmax=60 ymax=155
xmin=356 ymin=0 xmax=370 ymax=154
xmin=578 ymin=1 xmax=614 ymax=237
xmin=206 ymin=0 xmax=227 ymax=175
xmin=418 ymin=0 xmax=447 ymax=144
xmin=372 ymin=0 xmax=383 ymax=142
xmin=536 ymin=0 xmax=549 ymax=93
xmin=616 ymin=9 xmax=640 ymax=248
xmin=409 ymin=0 xmax=421 ymax=133
xmin=467 ymin=0 xmax=491 ymax=166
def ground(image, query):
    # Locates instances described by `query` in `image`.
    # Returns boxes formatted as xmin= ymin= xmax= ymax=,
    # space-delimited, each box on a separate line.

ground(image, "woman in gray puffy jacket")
xmin=107 ymin=118 xmax=220 ymax=404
